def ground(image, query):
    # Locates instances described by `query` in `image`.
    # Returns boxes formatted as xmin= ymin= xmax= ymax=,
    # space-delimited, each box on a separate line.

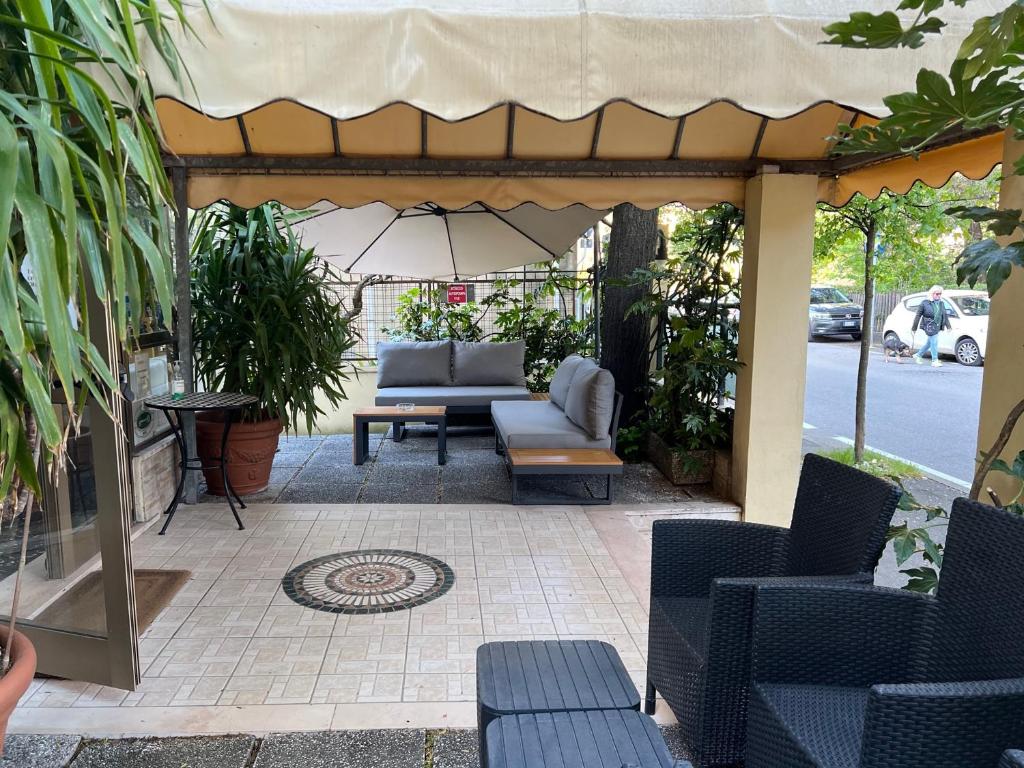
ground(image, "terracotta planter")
xmin=646 ymin=432 xmax=715 ymax=485
xmin=195 ymin=414 xmax=281 ymax=496
xmin=0 ymin=626 xmax=37 ymax=753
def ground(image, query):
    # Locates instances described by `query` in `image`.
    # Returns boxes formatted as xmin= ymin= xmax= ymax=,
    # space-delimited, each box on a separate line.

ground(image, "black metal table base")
xmin=354 ymin=414 xmax=447 ymax=465
xmin=154 ymin=408 xmax=246 ymax=535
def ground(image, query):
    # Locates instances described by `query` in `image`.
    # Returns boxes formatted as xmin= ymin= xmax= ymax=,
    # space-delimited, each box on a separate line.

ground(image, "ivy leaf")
xmin=893 ymin=533 xmax=918 ymax=565
xmin=824 ymin=11 xmax=944 ymax=49
xmin=882 ymin=63 xmax=1018 ymax=136
xmin=957 ymin=5 xmax=1024 ymax=79
xmin=945 ymin=205 xmax=1024 ymax=237
xmin=955 ymin=239 xmax=1024 ymax=294
xmin=901 ymin=567 xmax=940 ymax=594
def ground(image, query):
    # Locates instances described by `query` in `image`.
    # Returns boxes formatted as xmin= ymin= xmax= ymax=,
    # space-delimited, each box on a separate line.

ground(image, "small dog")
xmin=882 ymin=336 xmax=913 ymax=363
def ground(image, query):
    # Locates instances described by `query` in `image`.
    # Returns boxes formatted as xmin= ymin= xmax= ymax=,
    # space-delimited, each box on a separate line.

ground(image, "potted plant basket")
xmin=190 ymin=203 xmax=358 ymax=495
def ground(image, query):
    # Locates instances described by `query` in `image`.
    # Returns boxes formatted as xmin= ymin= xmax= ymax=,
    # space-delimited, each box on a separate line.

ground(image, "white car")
xmin=882 ymin=289 xmax=989 ymax=366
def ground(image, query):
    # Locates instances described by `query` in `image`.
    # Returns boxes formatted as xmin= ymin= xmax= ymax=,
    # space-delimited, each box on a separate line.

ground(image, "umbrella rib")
xmin=479 ymin=203 xmax=562 ymax=259
xmin=344 ymin=210 xmax=403 ymax=273
xmin=442 ymin=214 xmax=458 ymax=280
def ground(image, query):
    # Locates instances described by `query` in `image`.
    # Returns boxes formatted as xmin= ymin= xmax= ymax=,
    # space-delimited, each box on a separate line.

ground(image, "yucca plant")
xmin=0 ymin=0 xmax=192 ymax=673
xmin=190 ymin=203 xmax=358 ymax=435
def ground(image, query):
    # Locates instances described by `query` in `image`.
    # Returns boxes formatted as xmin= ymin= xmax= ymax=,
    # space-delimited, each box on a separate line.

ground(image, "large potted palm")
xmin=190 ymin=203 xmax=357 ymax=495
xmin=0 ymin=0 xmax=191 ymax=750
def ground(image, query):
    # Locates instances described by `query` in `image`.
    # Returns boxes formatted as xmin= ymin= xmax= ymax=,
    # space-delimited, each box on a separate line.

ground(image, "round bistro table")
xmin=144 ymin=392 xmax=258 ymax=535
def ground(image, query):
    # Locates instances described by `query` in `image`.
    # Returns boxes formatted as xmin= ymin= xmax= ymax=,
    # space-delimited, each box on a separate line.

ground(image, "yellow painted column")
xmin=976 ymin=131 xmax=1024 ymax=504
xmin=732 ymin=173 xmax=818 ymax=526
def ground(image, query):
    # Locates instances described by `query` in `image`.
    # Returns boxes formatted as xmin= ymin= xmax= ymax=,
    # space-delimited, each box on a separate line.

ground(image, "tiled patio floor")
xmin=13 ymin=489 xmax=737 ymax=735
xmin=10 ymin=428 xmax=739 ymax=736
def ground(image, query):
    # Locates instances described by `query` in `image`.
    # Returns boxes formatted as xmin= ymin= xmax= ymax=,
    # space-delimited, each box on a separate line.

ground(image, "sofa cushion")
xmin=376 ymin=386 xmax=531 ymax=407
xmin=548 ymin=354 xmax=590 ymax=410
xmin=563 ymin=364 xmax=616 ymax=439
xmin=491 ymin=400 xmax=612 ymax=450
xmin=452 ymin=341 xmax=527 ymax=387
xmin=376 ymin=341 xmax=451 ymax=387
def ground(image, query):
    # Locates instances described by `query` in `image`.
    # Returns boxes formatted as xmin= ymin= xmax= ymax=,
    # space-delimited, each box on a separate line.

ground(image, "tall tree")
xmin=816 ymin=183 xmax=998 ymax=464
xmin=600 ymin=204 xmax=660 ymax=426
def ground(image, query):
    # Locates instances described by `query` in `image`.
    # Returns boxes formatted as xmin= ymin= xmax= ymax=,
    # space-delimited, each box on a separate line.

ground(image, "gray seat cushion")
xmin=377 ymin=386 xmax=531 ymax=407
xmin=548 ymin=354 xmax=590 ymax=410
xmin=452 ymin=341 xmax=527 ymax=386
xmin=491 ymin=400 xmax=612 ymax=450
xmin=377 ymin=341 xmax=452 ymax=387
xmin=563 ymin=363 xmax=615 ymax=439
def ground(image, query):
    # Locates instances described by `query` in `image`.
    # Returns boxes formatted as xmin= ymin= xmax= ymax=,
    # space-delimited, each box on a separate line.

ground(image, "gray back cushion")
xmin=452 ymin=341 xmax=527 ymax=386
xmin=377 ymin=341 xmax=452 ymax=387
xmin=564 ymin=362 xmax=616 ymax=439
xmin=549 ymin=354 xmax=589 ymax=410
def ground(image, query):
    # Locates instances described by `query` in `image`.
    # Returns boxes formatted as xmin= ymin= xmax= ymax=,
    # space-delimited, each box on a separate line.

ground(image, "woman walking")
xmin=912 ymin=285 xmax=951 ymax=366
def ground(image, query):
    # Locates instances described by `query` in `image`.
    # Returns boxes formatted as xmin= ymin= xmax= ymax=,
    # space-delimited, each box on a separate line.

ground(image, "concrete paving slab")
xmin=254 ymin=730 xmax=424 ymax=768
xmin=276 ymin=482 xmax=362 ymax=504
xmin=70 ymin=735 xmax=255 ymax=768
xmin=432 ymin=728 xmax=479 ymax=768
xmin=1 ymin=734 xmax=80 ymax=768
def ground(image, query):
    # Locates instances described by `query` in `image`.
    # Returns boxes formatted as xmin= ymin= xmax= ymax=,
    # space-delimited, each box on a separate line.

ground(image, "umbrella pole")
xmin=593 ymin=222 xmax=602 ymax=359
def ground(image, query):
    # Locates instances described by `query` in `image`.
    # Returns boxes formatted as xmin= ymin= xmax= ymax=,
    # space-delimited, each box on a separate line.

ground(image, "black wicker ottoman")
xmin=485 ymin=710 xmax=690 ymax=768
xmin=477 ymin=640 xmax=641 ymax=768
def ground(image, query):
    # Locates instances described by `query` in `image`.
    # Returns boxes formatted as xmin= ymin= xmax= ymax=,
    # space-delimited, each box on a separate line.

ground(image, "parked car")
xmin=882 ymin=288 xmax=988 ymax=366
xmin=808 ymin=285 xmax=863 ymax=341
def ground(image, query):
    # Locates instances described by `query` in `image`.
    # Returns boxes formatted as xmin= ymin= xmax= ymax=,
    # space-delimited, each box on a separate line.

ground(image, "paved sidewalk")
xmin=2 ymin=726 xmax=691 ymax=767
xmin=802 ymin=432 xmax=961 ymax=589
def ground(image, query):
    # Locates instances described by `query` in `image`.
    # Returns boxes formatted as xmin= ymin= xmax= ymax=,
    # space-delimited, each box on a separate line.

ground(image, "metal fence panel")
xmin=846 ymin=289 xmax=904 ymax=336
xmin=328 ymin=270 xmax=586 ymax=361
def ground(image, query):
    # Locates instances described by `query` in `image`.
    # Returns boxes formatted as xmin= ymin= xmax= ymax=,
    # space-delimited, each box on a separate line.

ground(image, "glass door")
xmin=0 ymin=295 xmax=141 ymax=689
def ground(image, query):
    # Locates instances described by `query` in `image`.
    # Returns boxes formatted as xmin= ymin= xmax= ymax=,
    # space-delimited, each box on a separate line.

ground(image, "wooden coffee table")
xmin=353 ymin=406 xmax=447 ymax=465
xmin=506 ymin=448 xmax=623 ymax=505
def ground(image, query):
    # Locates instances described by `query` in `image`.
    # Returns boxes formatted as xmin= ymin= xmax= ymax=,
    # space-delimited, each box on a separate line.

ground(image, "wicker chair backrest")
xmin=785 ymin=454 xmax=900 ymax=577
xmin=927 ymin=498 xmax=1024 ymax=682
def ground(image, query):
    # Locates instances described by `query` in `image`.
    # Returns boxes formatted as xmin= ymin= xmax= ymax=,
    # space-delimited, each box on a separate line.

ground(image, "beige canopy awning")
xmin=150 ymin=1 xmax=1003 ymax=211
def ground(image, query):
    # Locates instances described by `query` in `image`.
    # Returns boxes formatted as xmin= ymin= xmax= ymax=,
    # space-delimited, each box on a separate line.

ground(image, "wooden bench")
xmin=506 ymin=448 xmax=623 ymax=505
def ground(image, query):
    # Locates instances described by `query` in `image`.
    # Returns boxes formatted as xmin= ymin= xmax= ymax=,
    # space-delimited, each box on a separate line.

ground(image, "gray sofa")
xmin=492 ymin=355 xmax=622 ymax=452
xmin=375 ymin=340 xmax=532 ymax=416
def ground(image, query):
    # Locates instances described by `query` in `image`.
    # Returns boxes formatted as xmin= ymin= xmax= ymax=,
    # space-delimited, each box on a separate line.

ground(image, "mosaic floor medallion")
xmin=281 ymin=549 xmax=454 ymax=614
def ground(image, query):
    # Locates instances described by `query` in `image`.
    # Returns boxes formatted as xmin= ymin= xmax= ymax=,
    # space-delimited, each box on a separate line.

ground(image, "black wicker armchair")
xmin=645 ymin=453 xmax=900 ymax=767
xmin=745 ymin=498 xmax=1024 ymax=768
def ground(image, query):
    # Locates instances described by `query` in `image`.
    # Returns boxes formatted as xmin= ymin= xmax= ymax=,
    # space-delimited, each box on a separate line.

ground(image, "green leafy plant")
xmin=619 ymin=204 xmax=744 ymax=458
xmin=383 ymin=267 xmax=593 ymax=391
xmin=888 ymin=450 xmax=1024 ymax=594
xmin=190 ymin=203 xmax=358 ymax=434
xmin=0 ymin=0 xmax=194 ymax=670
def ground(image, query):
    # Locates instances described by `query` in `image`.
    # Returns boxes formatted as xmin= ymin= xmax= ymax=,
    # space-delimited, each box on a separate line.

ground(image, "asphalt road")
xmin=802 ymin=338 xmax=983 ymax=484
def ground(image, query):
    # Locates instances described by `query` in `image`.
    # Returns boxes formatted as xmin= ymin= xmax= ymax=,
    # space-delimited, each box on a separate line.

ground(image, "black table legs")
xmin=157 ymin=408 xmax=246 ymax=535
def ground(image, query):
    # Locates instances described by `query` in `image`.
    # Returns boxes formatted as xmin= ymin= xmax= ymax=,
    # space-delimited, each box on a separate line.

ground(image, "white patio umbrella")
xmin=291 ymin=201 xmax=606 ymax=279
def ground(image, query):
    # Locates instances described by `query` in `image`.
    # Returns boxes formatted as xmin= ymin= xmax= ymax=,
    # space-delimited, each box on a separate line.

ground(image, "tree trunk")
xmin=854 ymin=220 xmax=876 ymax=463
xmin=600 ymin=204 xmax=660 ymax=427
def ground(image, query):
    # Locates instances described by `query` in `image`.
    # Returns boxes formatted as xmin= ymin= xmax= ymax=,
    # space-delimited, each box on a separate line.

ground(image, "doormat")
xmin=34 ymin=569 xmax=192 ymax=636
xmin=282 ymin=549 xmax=454 ymax=614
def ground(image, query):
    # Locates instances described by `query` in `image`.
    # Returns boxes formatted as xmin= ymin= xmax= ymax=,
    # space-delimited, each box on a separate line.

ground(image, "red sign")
xmin=447 ymin=284 xmax=468 ymax=304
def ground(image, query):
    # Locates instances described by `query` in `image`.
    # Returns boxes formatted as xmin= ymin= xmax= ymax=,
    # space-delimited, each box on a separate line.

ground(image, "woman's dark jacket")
xmin=911 ymin=298 xmax=952 ymax=336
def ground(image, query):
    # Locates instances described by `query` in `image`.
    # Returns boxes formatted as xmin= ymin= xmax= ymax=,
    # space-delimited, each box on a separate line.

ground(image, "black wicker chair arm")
xmin=1001 ymin=750 xmax=1024 ymax=767
xmin=751 ymin=584 xmax=935 ymax=688
xmin=859 ymin=678 xmax=1024 ymax=767
xmin=650 ymin=519 xmax=789 ymax=599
